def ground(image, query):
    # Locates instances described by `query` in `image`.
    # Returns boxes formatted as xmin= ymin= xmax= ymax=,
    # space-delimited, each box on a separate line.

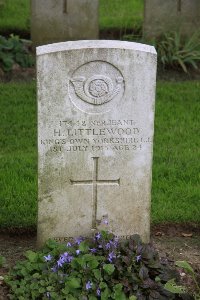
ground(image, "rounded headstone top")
xmin=36 ymin=40 xmax=157 ymax=56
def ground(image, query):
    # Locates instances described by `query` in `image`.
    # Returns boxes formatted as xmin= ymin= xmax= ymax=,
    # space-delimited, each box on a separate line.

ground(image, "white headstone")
xmin=143 ymin=0 xmax=200 ymax=39
xmin=31 ymin=0 xmax=99 ymax=47
xmin=37 ymin=40 xmax=157 ymax=247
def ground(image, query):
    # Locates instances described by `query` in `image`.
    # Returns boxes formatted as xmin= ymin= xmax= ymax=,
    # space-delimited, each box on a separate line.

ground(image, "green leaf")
xmin=62 ymin=285 xmax=70 ymax=295
xmin=39 ymin=287 xmax=45 ymax=293
xmin=88 ymin=258 xmax=99 ymax=269
xmin=0 ymin=255 xmax=6 ymax=267
xmin=99 ymin=282 xmax=108 ymax=289
xmin=25 ymin=250 xmax=38 ymax=263
xmin=45 ymin=239 xmax=59 ymax=250
xmin=175 ymin=261 xmax=194 ymax=275
xmin=129 ymin=296 xmax=137 ymax=300
xmin=164 ymin=278 xmax=186 ymax=294
xmin=0 ymin=54 xmax=14 ymax=71
xmin=114 ymin=284 xmax=126 ymax=300
xmin=89 ymin=296 xmax=97 ymax=300
xmin=93 ymin=269 xmax=102 ymax=280
xmin=130 ymin=234 xmax=142 ymax=244
xmin=0 ymin=34 xmax=35 ymax=72
xmin=67 ymin=277 xmax=81 ymax=289
xmin=71 ymin=257 xmax=83 ymax=269
xmin=79 ymin=241 xmax=89 ymax=252
xmin=101 ymin=287 xmax=111 ymax=300
xmin=114 ymin=283 xmax=123 ymax=292
xmin=139 ymin=266 xmax=149 ymax=280
xmin=32 ymin=273 xmax=40 ymax=279
xmin=103 ymin=264 xmax=115 ymax=275
xmin=82 ymin=254 xmax=95 ymax=261
xmin=64 ymin=295 xmax=76 ymax=300
xmin=155 ymin=276 xmax=161 ymax=282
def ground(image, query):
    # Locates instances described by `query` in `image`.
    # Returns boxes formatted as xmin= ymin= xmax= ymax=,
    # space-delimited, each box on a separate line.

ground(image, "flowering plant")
xmin=5 ymin=227 xmax=192 ymax=299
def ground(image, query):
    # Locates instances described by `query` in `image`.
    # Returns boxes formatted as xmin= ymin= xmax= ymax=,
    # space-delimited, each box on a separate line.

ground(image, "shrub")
xmin=5 ymin=229 xmax=193 ymax=300
xmin=0 ymin=34 xmax=34 ymax=72
xmin=154 ymin=32 xmax=200 ymax=73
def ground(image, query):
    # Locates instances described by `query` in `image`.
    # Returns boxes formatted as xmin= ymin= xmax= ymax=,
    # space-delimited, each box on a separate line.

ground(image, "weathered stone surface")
xmin=37 ymin=40 xmax=157 ymax=247
xmin=31 ymin=0 xmax=99 ymax=47
xmin=143 ymin=0 xmax=200 ymax=38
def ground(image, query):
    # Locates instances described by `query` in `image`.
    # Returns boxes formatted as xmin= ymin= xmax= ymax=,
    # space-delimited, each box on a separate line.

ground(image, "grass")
xmin=0 ymin=0 xmax=30 ymax=33
xmin=99 ymin=0 xmax=143 ymax=30
xmin=0 ymin=81 xmax=199 ymax=228
xmin=152 ymin=81 xmax=200 ymax=223
xmin=0 ymin=82 xmax=37 ymax=227
xmin=0 ymin=0 xmax=144 ymax=34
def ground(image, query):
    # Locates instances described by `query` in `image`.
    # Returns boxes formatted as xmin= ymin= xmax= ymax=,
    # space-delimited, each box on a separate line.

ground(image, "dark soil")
xmin=0 ymin=223 xmax=200 ymax=299
xmin=1 ymin=62 xmax=200 ymax=84
xmin=0 ymin=28 xmax=141 ymax=41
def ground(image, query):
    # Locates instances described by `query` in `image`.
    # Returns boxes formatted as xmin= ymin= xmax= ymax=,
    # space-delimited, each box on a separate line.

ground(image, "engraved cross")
xmin=70 ymin=157 xmax=120 ymax=229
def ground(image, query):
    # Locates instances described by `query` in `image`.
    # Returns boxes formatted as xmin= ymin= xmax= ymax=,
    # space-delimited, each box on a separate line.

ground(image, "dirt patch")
xmin=157 ymin=66 xmax=200 ymax=81
xmin=1 ymin=64 xmax=200 ymax=84
xmin=0 ymin=28 xmax=141 ymax=41
xmin=0 ymin=64 xmax=36 ymax=83
xmin=151 ymin=222 xmax=200 ymax=237
xmin=0 ymin=224 xmax=200 ymax=299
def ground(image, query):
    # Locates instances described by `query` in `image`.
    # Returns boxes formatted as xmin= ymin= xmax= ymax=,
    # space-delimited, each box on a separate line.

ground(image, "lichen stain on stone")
xmin=38 ymin=192 xmax=54 ymax=203
xmin=45 ymin=195 xmax=54 ymax=203
xmin=39 ymin=216 xmax=57 ymax=232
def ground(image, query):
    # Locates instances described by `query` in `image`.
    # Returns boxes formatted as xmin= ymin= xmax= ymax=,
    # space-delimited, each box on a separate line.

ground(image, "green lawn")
xmin=0 ymin=82 xmax=37 ymax=227
xmin=0 ymin=81 xmax=199 ymax=228
xmin=0 ymin=0 xmax=30 ymax=32
xmin=100 ymin=0 xmax=143 ymax=30
xmin=0 ymin=0 xmax=144 ymax=33
xmin=152 ymin=81 xmax=200 ymax=223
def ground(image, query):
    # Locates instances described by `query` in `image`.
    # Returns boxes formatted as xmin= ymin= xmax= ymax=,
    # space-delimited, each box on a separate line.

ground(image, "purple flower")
xmin=51 ymin=265 xmax=57 ymax=273
xmin=57 ymin=257 xmax=65 ymax=267
xmin=61 ymin=252 xmax=69 ymax=258
xmin=86 ymin=280 xmax=92 ymax=290
xmin=66 ymin=255 xmax=74 ymax=263
xmin=46 ymin=291 xmax=51 ymax=298
xmin=59 ymin=252 xmax=73 ymax=263
xmin=76 ymin=250 xmax=81 ymax=255
xmin=109 ymin=238 xmax=118 ymax=248
xmin=105 ymin=242 xmax=111 ymax=250
xmin=102 ymin=219 xmax=108 ymax=225
xmin=95 ymin=232 xmax=101 ymax=240
xmin=60 ymin=255 xmax=67 ymax=263
xmin=44 ymin=254 xmax=52 ymax=262
xmin=136 ymin=255 xmax=142 ymax=263
xmin=113 ymin=237 xmax=119 ymax=247
xmin=89 ymin=248 xmax=97 ymax=253
xmin=97 ymin=287 xmax=101 ymax=296
xmin=66 ymin=242 xmax=72 ymax=247
xmin=108 ymin=251 xmax=116 ymax=263
xmin=74 ymin=236 xmax=83 ymax=245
